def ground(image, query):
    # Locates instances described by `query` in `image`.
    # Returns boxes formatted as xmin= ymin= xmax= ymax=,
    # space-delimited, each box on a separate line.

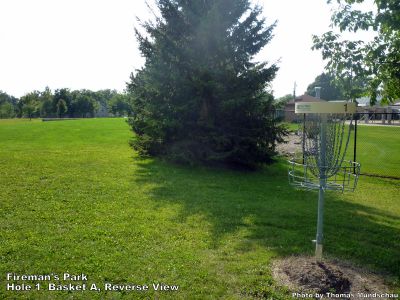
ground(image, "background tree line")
xmin=0 ymin=88 xmax=132 ymax=119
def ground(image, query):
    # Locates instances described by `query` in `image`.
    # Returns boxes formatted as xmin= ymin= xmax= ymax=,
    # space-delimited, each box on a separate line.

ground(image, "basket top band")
xmin=295 ymin=101 xmax=356 ymax=114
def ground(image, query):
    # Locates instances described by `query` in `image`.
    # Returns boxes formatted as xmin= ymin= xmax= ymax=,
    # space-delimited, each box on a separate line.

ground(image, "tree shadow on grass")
xmin=133 ymin=158 xmax=400 ymax=278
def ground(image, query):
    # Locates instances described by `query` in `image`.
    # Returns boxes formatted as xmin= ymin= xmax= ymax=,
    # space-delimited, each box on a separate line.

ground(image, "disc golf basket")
xmin=288 ymin=101 xmax=360 ymax=260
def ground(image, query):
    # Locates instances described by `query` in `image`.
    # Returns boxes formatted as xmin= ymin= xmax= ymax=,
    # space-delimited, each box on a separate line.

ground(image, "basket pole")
xmin=353 ymin=114 xmax=358 ymax=174
xmin=316 ymin=114 xmax=327 ymax=260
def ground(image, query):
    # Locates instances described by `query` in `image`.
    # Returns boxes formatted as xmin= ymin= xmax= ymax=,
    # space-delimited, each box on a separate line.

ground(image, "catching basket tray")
xmin=288 ymin=156 xmax=360 ymax=192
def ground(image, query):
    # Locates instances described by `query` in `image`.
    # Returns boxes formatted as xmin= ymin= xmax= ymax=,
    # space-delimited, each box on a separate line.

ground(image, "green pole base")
xmin=315 ymin=243 xmax=323 ymax=261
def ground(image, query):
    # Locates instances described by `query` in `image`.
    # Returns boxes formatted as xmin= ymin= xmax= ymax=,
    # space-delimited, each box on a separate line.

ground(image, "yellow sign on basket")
xmin=295 ymin=102 xmax=356 ymax=114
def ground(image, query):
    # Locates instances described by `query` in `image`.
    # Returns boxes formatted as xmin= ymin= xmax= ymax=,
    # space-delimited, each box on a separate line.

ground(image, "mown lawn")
xmin=285 ymin=121 xmax=400 ymax=178
xmin=0 ymin=118 xmax=399 ymax=299
xmin=354 ymin=125 xmax=400 ymax=178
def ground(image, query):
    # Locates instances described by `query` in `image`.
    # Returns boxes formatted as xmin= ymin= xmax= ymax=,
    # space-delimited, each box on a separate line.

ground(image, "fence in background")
xmin=356 ymin=112 xmax=400 ymax=126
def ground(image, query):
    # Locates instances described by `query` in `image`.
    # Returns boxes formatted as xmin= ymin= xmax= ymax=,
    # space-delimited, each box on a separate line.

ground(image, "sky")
xmin=0 ymin=0 xmax=375 ymax=98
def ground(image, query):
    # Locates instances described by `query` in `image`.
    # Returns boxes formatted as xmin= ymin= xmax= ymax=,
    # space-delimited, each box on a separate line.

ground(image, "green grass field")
xmin=286 ymin=121 xmax=400 ymax=178
xmin=354 ymin=125 xmax=400 ymax=178
xmin=0 ymin=118 xmax=399 ymax=299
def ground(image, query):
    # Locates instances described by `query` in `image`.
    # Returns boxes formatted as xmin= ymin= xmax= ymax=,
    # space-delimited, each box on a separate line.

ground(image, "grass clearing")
xmin=1 ymin=118 xmax=399 ymax=299
xmin=284 ymin=121 xmax=400 ymax=178
xmin=352 ymin=125 xmax=400 ymax=178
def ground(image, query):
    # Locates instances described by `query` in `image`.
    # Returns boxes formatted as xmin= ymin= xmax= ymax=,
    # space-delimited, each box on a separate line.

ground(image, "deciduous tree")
xmin=56 ymin=99 xmax=68 ymax=118
xmin=313 ymin=0 xmax=400 ymax=104
xmin=306 ymin=73 xmax=345 ymax=100
xmin=20 ymin=91 xmax=40 ymax=120
xmin=109 ymin=94 xmax=132 ymax=116
xmin=0 ymin=91 xmax=18 ymax=118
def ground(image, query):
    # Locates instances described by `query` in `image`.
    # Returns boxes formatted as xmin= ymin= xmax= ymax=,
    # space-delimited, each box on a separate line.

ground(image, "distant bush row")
xmin=0 ymin=88 xmax=132 ymax=119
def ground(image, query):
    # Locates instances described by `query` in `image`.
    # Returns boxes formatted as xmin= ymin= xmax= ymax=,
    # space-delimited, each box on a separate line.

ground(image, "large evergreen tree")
xmin=127 ymin=0 xmax=286 ymax=168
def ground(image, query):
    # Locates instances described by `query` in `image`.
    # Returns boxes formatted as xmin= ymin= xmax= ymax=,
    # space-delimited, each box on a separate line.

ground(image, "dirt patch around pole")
xmin=272 ymin=256 xmax=397 ymax=299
